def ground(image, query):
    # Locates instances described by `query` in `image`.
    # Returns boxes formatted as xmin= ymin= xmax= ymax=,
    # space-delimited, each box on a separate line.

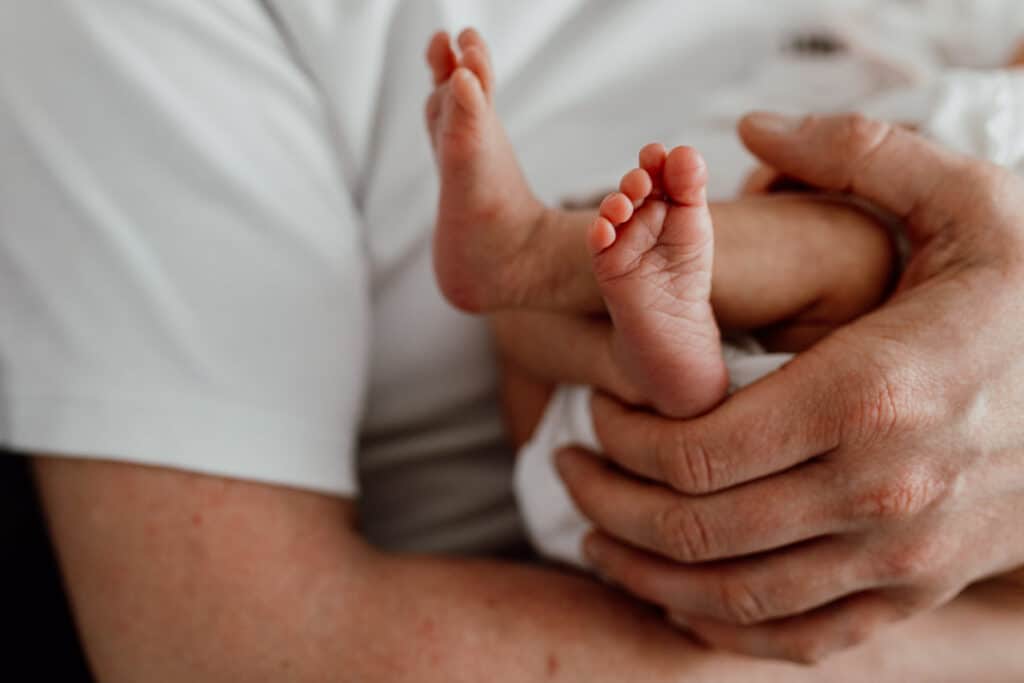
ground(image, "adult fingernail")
xmin=745 ymin=112 xmax=803 ymax=134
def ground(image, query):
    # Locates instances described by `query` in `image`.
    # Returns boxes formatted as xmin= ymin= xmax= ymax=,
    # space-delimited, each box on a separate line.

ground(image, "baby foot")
xmin=425 ymin=29 xmax=546 ymax=312
xmin=589 ymin=145 xmax=728 ymax=418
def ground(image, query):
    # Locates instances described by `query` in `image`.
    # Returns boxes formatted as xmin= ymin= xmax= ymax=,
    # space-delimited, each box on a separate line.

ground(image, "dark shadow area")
xmin=0 ymin=454 xmax=94 ymax=681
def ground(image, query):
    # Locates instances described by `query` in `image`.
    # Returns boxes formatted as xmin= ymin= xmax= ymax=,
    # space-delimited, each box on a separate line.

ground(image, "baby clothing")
xmin=517 ymin=343 xmax=792 ymax=568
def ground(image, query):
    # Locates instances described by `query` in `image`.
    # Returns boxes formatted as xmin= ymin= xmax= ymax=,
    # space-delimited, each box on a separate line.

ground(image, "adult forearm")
xmin=349 ymin=553 xmax=1024 ymax=683
xmin=817 ymin=581 xmax=1024 ymax=682
xmin=31 ymin=457 xmax=724 ymax=682
xmin=344 ymin=552 xmax=728 ymax=683
xmin=291 ymin=556 xmax=1024 ymax=683
xmin=37 ymin=457 xmax=1024 ymax=682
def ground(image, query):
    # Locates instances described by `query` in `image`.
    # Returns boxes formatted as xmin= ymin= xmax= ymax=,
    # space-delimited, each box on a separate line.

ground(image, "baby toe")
xmin=588 ymin=216 xmax=618 ymax=254
xmin=663 ymin=146 xmax=709 ymax=206
xmin=599 ymin=192 xmax=635 ymax=225
xmin=426 ymin=31 xmax=456 ymax=85
xmin=620 ymin=168 xmax=653 ymax=205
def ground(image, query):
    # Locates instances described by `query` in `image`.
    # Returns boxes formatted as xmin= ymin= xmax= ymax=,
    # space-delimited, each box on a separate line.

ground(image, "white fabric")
xmin=517 ymin=346 xmax=792 ymax=568
xmin=828 ymin=0 xmax=1024 ymax=76
xmin=515 ymin=384 xmax=600 ymax=567
xmin=0 ymin=1 xmax=372 ymax=494
xmin=924 ymin=71 xmax=1024 ymax=174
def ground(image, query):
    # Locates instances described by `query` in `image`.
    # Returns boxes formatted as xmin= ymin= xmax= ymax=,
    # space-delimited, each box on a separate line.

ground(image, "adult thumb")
xmin=738 ymin=112 xmax=970 ymax=241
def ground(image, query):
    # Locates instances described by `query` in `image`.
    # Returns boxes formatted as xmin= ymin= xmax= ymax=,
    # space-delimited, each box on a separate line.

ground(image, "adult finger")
xmin=738 ymin=112 xmax=972 ymax=241
xmin=739 ymin=164 xmax=783 ymax=195
xmin=740 ymin=164 xmax=814 ymax=195
xmin=584 ymin=532 xmax=873 ymax=625
xmin=676 ymin=591 xmax=912 ymax=664
xmin=556 ymin=448 xmax=852 ymax=563
xmin=590 ymin=348 xmax=844 ymax=494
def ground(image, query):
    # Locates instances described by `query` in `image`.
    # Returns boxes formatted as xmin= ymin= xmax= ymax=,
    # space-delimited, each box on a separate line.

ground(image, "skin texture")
xmin=28 ymin=101 xmax=1024 ymax=680
xmin=34 ymin=455 xmax=1024 ymax=682
xmin=425 ymin=32 xmax=896 ymax=335
xmin=588 ymin=145 xmax=727 ymax=418
xmin=491 ymin=189 xmax=898 ymax=411
xmin=428 ymin=29 xmax=894 ymax=417
xmin=425 ymin=30 xmax=551 ymax=313
xmin=551 ymin=112 xmax=1024 ymax=663
xmin=34 ymin=458 xmax=717 ymax=683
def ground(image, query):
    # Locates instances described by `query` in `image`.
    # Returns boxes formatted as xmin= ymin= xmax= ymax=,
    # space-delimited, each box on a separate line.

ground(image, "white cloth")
xmin=516 ymin=345 xmax=792 ymax=568
xmin=0 ymin=1 xmax=372 ymax=494
xmin=515 ymin=0 xmax=1024 ymax=568
xmin=853 ymin=69 xmax=1024 ymax=179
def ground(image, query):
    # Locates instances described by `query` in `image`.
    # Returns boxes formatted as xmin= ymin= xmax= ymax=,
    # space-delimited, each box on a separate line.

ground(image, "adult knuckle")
xmin=851 ymin=465 xmax=950 ymax=524
xmin=654 ymin=503 xmax=715 ymax=562
xmin=876 ymin=537 xmax=943 ymax=583
xmin=864 ymin=479 xmax=917 ymax=521
xmin=840 ymin=113 xmax=890 ymax=157
xmin=844 ymin=374 xmax=907 ymax=442
xmin=657 ymin=431 xmax=716 ymax=494
xmin=716 ymin=577 xmax=770 ymax=625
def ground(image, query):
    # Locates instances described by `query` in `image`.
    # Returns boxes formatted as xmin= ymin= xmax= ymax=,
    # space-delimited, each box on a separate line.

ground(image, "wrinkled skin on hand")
xmin=557 ymin=112 xmax=1024 ymax=663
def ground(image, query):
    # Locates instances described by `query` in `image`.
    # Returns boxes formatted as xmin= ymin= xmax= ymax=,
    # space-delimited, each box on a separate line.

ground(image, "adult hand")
xmin=557 ymin=112 xmax=1024 ymax=663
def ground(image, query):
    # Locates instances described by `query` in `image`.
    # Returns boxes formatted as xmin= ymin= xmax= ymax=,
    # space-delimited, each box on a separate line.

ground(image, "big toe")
xmin=663 ymin=146 xmax=709 ymax=207
xmin=449 ymin=67 xmax=488 ymax=115
xmin=427 ymin=31 xmax=456 ymax=85
xmin=458 ymin=28 xmax=495 ymax=94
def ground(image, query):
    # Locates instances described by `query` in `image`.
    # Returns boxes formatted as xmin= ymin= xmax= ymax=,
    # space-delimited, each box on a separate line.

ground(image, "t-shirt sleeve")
xmin=0 ymin=1 xmax=369 ymax=495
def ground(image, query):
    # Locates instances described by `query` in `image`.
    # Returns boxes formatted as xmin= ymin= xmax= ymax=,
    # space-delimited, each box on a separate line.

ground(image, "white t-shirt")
xmin=5 ymin=1 xmax=1017 ymax=553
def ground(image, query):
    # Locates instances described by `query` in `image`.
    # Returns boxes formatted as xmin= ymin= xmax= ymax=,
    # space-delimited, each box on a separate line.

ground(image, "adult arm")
xmin=555 ymin=113 xmax=1024 ymax=661
xmin=0 ymin=5 xmax=711 ymax=679
xmin=35 ymin=455 xmax=1024 ymax=682
xmin=30 ymin=455 xmax=764 ymax=683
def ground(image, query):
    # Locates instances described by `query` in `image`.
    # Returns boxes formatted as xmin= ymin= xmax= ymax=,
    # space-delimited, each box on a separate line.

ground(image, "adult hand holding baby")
xmin=557 ymin=112 xmax=1024 ymax=663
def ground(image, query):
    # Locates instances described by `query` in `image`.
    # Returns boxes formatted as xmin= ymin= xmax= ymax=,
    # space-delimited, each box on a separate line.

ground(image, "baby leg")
xmin=425 ymin=30 xmax=602 ymax=313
